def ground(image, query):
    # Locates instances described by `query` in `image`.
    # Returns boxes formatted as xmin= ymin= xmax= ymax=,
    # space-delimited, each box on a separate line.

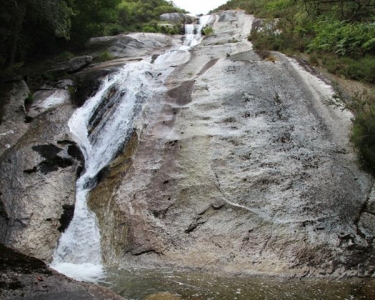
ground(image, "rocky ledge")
xmin=0 ymin=243 xmax=125 ymax=300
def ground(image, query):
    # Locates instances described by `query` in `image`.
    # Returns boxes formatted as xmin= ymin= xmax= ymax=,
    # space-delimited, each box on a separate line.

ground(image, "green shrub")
xmin=322 ymin=55 xmax=375 ymax=84
xmin=24 ymin=93 xmax=34 ymax=104
xmin=202 ymin=26 xmax=214 ymax=36
xmin=308 ymin=18 xmax=375 ymax=58
xmin=327 ymin=90 xmax=375 ymax=174
xmin=352 ymin=109 xmax=375 ymax=173
xmin=104 ymin=24 xmax=125 ymax=36
xmin=55 ymin=51 xmax=74 ymax=61
xmin=142 ymin=26 xmax=157 ymax=33
xmin=350 ymin=92 xmax=375 ymax=173
xmin=345 ymin=56 xmax=375 ymax=83
xmin=96 ymin=51 xmax=115 ymax=63
xmin=308 ymin=52 xmax=319 ymax=65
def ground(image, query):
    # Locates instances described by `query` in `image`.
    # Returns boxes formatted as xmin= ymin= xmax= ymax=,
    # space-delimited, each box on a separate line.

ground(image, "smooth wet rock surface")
xmin=89 ymin=10 xmax=375 ymax=277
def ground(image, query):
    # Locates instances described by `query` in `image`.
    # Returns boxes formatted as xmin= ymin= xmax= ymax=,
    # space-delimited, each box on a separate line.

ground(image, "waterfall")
xmin=51 ymin=15 xmax=212 ymax=283
xmin=184 ymin=15 xmax=213 ymax=47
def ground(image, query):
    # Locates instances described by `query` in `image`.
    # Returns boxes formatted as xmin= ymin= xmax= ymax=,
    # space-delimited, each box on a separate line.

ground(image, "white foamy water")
xmin=184 ymin=15 xmax=213 ymax=47
xmin=51 ymin=15 xmax=211 ymax=283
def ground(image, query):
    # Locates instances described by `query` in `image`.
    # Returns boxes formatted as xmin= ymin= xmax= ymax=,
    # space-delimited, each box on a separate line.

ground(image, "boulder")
xmin=160 ymin=13 xmax=194 ymax=23
xmin=0 ymin=104 xmax=84 ymax=262
xmin=49 ymin=56 xmax=93 ymax=76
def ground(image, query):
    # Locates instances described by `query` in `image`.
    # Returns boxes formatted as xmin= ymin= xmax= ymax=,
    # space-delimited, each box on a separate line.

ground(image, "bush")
xmin=104 ymin=24 xmax=125 ymax=36
xmin=351 ymin=92 xmax=375 ymax=173
xmin=202 ymin=26 xmax=214 ymax=36
xmin=308 ymin=18 xmax=375 ymax=58
xmin=346 ymin=56 xmax=375 ymax=83
xmin=55 ymin=51 xmax=74 ymax=61
xmin=24 ymin=93 xmax=34 ymax=105
xmin=95 ymin=51 xmax=115 ymax=63
xmin=327 ymin=90 xmax=375 ymax=174
xmin=142 ymin=26 xmax=157 ymax=33
xmin=323 ymin=55 xmax=375 ymax=84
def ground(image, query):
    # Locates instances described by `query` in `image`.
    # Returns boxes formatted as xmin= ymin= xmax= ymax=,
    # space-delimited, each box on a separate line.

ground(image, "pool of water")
xmin=102 ymin=269 xmax=370 ymax=300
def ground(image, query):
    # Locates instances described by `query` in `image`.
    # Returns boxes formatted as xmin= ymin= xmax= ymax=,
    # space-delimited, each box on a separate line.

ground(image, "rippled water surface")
xmin=103 ymin=269 xmax=370 ymax=300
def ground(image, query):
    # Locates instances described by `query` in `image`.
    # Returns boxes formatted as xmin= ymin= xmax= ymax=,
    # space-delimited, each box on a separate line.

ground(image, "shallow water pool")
xmin=102 ymin=269 xmax=371 ymax=300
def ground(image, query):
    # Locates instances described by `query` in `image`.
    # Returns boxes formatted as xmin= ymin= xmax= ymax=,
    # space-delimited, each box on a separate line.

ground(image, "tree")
xmin=0 ymin=0 xmax=73 ymax=67
xmin=69 ymin=0 xmax=121 ymax=45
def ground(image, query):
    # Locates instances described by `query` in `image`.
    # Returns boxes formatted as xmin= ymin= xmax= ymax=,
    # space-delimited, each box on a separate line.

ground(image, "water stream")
xmin=50 ymin=16 xmax=212 ymax=283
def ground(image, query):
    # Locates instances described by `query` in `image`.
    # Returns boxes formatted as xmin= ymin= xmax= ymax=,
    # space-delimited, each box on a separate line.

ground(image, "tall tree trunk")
xmin=9 ymin=1 xmax=26 ymax=67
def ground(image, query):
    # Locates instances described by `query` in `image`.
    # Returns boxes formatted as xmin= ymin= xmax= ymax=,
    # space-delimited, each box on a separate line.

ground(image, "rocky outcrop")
xmin=160 ymin=13 xmax=194 ymax=23
xmin=0 ymin=81 xmax=30 ymax=157
xmin=88 ymin=11 xmax=375 ymax=278
xmin=88 ymin=131 xmax=139 ymax=265
xmin=48 ymin=56 xmax=93 ymax=76
xmin=87 ymin=33 xmax=175 ymax=59
xmin=0 ymin=243 xmax=125 ymax=300
xmin=1 ymin=8 xmax=374 ymax=287
xmin=0 ymin=103 xmax=83 ymax=262
xmin=0 ymin=30 xmax=183 ymax=267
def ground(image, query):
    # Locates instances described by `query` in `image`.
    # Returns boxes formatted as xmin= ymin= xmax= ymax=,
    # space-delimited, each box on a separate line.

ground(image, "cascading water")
xmin=184 ymin=15 xmax=212 ymax=48
xmin=51 ymin=15 xmax=212 ymax=283
xmin=51 ymin=62 xmax=153 ymax=283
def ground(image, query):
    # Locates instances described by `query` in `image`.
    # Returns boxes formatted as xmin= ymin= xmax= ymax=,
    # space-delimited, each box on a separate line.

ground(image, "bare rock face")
xmin=160 ymin=13 xmax=194 ymax=23
xmin=0 ymin=104 xmax=84 ymax=262
xmin=48 ymin=56 xmax=93 ymax=76
xmin=88 ymin=33 xmax=175 ymax=59
xmin=88 ymin=11 xmax=375 ymax=277
xmin=0 ymin=81 xmax=30 ymax=157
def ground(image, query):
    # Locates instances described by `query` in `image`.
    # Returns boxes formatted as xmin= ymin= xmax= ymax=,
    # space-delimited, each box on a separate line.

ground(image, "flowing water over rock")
xmin=3 ymin=8 xmax=374 ymax=299
xmin=86 ymin=10 xmax=374 ymax=280
xmin=50 ymin=16 xmax=213 ymax=283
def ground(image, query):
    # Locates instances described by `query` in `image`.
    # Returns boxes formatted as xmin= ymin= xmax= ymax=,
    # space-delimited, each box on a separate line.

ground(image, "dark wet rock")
xmin=58 ymin=205 xmax=75 ymax=233
xmin=0 ymin=243 xmax=125 ymax=300
xmin=48 ymin=56 xmax=93 ymax=76
xmin=71 ymin=69 xmax=111 ymax=107
xmin=88 ymin=131 xmax=139 ymax=266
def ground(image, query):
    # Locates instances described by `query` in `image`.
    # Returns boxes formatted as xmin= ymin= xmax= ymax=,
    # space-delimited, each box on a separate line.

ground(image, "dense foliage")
xmin=215 ymin=0 xmax=375 ymax=172
xmin=0 ymin=0 xmax=184 ymax=67
xmin=215 ymin=0 xmax=375 ymax=83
